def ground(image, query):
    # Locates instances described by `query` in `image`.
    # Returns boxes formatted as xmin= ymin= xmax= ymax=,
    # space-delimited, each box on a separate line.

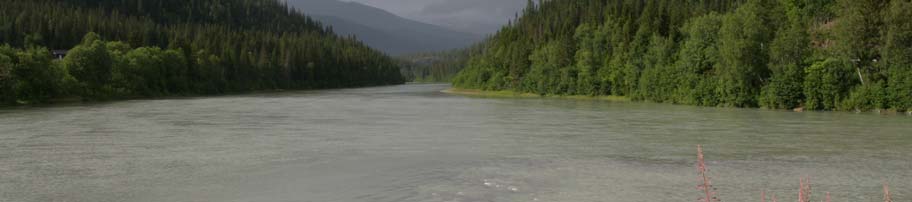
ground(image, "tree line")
xmin=0 ymin=0 xmax=404 ymax=104
xmin=398 ymin=43 xmax=486 ymax=82
xmin=453 ymin=0 xmax=912 ymax=112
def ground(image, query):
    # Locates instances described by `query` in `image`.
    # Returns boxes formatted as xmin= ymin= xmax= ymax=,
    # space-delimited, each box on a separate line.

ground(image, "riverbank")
xmin=443 ymin=88 xmax=912 ymax=115
xmin=0 ymin=83 xmax=405 ymax=109
xmin=442 ymin=88 xmax=630 ymax=102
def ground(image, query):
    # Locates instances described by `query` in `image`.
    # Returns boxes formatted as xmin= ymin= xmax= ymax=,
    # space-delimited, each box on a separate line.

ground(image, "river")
xmin=0 ymin=84 xmax=909 ymax=202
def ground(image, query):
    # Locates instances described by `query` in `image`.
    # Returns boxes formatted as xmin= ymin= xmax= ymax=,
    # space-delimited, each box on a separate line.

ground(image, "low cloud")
xmin=342 ymin=0 xmax=526 ymax=35
xmin=418 ymin=0 xmax=526 ymax=34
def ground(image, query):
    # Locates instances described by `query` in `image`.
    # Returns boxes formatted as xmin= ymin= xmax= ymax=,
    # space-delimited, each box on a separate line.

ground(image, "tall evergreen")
xmin=761 ymin=0 xmax=812 ymax=109
xmin=454 ymin=0 xmax=912 ymax=112
xmin=0 ymin=0 xmax=404 ymax=104
xmin=883 ymin=0 xmax=912 ymax=110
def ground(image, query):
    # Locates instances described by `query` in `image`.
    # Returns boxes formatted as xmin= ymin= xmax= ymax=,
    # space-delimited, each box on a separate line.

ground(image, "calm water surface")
xmin=0 ymin=84 xmax=909 ymax=202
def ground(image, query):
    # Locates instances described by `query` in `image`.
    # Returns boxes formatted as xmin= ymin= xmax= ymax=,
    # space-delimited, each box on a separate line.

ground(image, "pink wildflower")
xmin=884 ymin=182 xmax=892 ymax=202
xmin=696 ymin=145 xmax=720 ymax=202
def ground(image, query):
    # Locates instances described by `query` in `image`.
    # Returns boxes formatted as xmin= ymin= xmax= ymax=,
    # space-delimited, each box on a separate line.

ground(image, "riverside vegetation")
xmin=453 ymin=0 xmax=912 ymax=112
xmin=0 ymin=0 xmax=404 ymax=105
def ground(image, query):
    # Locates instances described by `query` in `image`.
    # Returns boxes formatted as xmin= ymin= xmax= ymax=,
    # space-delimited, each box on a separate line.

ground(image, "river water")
xmin=0 ymin=84 xmax=909 ymax=202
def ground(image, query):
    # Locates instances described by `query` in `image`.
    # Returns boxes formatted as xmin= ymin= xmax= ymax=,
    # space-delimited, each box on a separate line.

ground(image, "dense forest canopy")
xmin=453 ymin=0 xmax=912 ymax=111
xmin=0 ymin=0 xmax=404 ymax=104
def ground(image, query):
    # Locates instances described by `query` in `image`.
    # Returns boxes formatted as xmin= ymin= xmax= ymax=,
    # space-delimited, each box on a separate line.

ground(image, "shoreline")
xmin=443 ymin=88 xmax=912 ymax=116
xmin=0 ymin=83 xmax=406 ymax=109
xmin=442 ymin=88 xmax=630 ymax=102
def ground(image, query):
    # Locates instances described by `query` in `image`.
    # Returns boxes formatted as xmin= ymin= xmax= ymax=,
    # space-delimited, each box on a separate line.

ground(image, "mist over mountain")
xmin=286 ymin=0 xmax=482 ymax=55
xmin=342 ymin=0 xmax=528 ymax=35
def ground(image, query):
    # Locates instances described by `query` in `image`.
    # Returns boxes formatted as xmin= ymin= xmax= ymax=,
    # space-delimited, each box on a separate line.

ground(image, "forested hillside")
xmin=453 ymin=0 xmax=912 ymax=111
xmin=0 ymin=0 xmax=404 ymax=104
xmin=398 ymin=43 xmax=485 ymax=82
xmin=286 ymin=0 xmax=481 ymax=55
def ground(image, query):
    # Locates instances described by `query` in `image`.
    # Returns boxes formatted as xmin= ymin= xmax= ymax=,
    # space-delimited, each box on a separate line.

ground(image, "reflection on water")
xmin=0 ymin=84 xmax=909 ymax=202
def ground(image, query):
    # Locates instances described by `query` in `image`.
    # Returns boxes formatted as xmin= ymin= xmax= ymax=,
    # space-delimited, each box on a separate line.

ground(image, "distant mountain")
xmin=286 ymin=0 xmax=481 ymax=55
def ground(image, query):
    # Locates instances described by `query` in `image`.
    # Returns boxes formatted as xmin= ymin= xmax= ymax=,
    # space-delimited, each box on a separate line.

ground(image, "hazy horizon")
xmin=341 ymin=0 xmax=527 ymax=35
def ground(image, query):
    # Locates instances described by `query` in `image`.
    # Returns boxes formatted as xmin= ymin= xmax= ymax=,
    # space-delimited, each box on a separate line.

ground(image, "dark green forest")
xmin=453 ymin=0 xmax=912 ymax=111
xmin=0 ymin=0 xmax=404 ymax=104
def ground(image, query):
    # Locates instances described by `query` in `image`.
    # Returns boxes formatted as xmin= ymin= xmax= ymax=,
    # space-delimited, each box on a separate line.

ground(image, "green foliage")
xmin=10 ymin=47 xmax=66 ymax=103
xmin=842 ymin=81 xmax=889 ymax=111
xmin=160 ymin=49 xmax=189 ymax=94
xmin=716 ymin=0 xmax=780 ymax=107
xmin=0 ymin=0 xmax=404 ymax=105
xmin=64 ymin=32 xmax=114 ymax=98
xmin=595 ymin=19 xmax=627 ymax=96
xmin=674 ymin=13 xmax=724 ymax=106
xmin=453 ymin=0 xmax=912 ymax=112
xmin=573 ymin=23 xmax=603 ymax=95
xmin=883 ymin=0 xmax=912 ymax=111
xmin=636 ymin=35 xmax=676 ymax=102
xmin=834 ymin=0 xmax=889 ymax=82
xmin=121 ymin=47 xmax=168 ymax=96
xmin=804 ymin=59 xmax=852 ymax=110
xmin=524 ymin=41 xmax=563 ymax=95
xmin=398 ymin=43 xmax=483 ymax=83
xmin=761 ymin=65 xmax=806 ymax=109
xmin=189 ymin=50 xmax=226 ymax=94
xmin=0 ymin=45 xmax=15 ymax=104
xmin=761 ymin=1 xmax=812 ymax=109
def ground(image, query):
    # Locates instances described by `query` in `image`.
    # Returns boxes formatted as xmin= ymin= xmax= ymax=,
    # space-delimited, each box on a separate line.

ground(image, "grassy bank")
xmin=442 ymin=88 xmax=630 ymax=102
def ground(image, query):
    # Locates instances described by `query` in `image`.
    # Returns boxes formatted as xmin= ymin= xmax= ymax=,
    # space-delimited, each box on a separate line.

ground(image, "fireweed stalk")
xmin=798 ymin=177 xmax=811 ymax=202
xmin=696 ymin=145 xmax=720 ymax=202
xmin=694 ymin=145 xmax=898 ymax=202
xmin=885 ymin=182 xmax=893 ymax=202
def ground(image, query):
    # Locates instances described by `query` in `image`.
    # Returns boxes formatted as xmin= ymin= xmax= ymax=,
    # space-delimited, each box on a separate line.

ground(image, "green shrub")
xmin=842 ymin=81 xmax=889 ymax=111
xmin=0 ymin=45 xmax=15 ymax=104
xmin=12 ymin=47 xmax=66 ymax=103
xmin=804 ymin=59 xmax=853 ymax=110
xmin=760 ymin=64 xmax=804 ymax=109
xmin=64 ymin=32 xmax=113 ymax=99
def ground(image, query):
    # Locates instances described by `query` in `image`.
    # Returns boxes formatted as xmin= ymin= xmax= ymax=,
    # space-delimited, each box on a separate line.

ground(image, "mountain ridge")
xmin=285 ymin=0 xmax=481 ymax=55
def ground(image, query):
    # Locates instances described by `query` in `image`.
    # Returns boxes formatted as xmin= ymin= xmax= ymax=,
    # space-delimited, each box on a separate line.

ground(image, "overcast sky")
xmin=341 ymin=0 xmax=527 ymax=35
